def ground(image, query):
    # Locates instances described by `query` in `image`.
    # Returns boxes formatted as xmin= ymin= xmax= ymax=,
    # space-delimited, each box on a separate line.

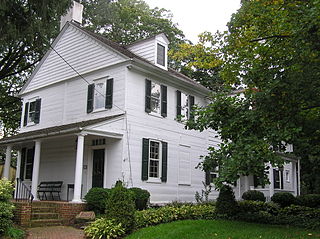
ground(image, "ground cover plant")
xmin=125 ymin=219 xmax=320 ymax=239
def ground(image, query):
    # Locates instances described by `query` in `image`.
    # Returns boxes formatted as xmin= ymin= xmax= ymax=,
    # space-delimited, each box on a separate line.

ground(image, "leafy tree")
xmin=0 ymin=0 xmax=72 ymax=136
xmin=187 ymin=0 xmax=320 ymax=188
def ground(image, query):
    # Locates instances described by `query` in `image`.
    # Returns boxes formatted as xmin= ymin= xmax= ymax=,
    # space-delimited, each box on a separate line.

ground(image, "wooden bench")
xmin=37 ymin=181 xmax=63 ymax=201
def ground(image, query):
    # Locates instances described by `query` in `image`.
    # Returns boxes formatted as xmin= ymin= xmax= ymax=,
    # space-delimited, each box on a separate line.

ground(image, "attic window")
xmin=157 ymin=43 xmax=165 ymax=66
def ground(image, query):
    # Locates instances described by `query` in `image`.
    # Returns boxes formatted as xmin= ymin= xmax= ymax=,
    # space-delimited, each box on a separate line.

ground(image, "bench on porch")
xmin=37 ymin=181 xmax=63 ymax=201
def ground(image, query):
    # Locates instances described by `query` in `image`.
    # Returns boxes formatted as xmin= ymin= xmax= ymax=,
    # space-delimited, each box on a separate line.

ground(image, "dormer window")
xmin=157 ymin=43 xmax=166 ymax=66
xmin=23 ymin=98 xmax=41 ymax=126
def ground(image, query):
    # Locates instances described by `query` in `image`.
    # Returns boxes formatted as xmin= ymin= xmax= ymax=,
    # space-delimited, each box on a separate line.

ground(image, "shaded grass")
xmin=126 ymin=220 xmax=320 ymax=239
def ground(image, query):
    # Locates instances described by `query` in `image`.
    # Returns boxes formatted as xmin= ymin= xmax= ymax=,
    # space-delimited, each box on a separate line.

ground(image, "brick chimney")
xmin=60 ymin=1 xmax=84 ymax=30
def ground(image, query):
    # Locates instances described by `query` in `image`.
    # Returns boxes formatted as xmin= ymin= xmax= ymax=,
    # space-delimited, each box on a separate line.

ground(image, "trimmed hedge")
xmin=84 ymin=218 xmax=125 ymax=239
xmin=134 ymin=204 xmax=215 ymax=229
xmin=216 ymin=185 xmax=238 ymax=217
xmin=271 ymin=192 xmax=296 ymax=208
xmin=129 ymin=187 xmax=150 ymax=210
xmin=296 ymin=194 xmax=320 ymax=208
xmin=242 ymin=190 xmax=266 ymax=202
xmin=84 ymin=188 xmax=110 ymax=214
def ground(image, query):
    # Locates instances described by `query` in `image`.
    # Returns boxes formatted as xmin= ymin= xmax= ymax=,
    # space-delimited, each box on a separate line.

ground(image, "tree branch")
xmin=302 ymin=105 xmax=320 ymax=110
xmin=250 ymin=35 xmax=291 ymax=42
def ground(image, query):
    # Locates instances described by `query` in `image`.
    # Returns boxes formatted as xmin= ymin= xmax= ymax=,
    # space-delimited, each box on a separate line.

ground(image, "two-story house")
xmin=0 ymin=2 xmax=300 ymax=206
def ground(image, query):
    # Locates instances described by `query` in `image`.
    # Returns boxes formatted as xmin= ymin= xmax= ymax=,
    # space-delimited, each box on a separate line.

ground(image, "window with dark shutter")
xmin=34 ymin=99 xmax=41 ymax=124
xmin=142 ymin=138 xmax=149 ymax=181
xmin=161 ymin=85 xmax=167 ymax=117
xmin=87 ymin=84 xmax=94 ymax=113
xmin=176 ymin=90 xmax=181 ymax=118
xmin=105 ymin=78 xmax=113 ymax=109
xmin=189 ymin=95 xmax=195 ymax=120
xmin=145 ymin=79 xmax=151 ymax=113
xmin=23 ymin=102 xmax=29 ymax=126
xmin=157 ymin=43 xmax=165 ymax=66
xmin=273 ymin=169 xmax=280 ymax=189
xmin=161 ymin=141 xmax=168 ymax=182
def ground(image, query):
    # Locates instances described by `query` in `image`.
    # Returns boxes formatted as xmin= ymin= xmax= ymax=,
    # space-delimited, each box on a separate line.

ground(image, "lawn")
xmin=125 ymin=220 xmax=320 ymax=239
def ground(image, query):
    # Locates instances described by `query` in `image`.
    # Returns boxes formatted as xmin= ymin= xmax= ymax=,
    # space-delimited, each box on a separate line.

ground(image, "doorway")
xmin=92 ymin=149 xmax=105 ymax=188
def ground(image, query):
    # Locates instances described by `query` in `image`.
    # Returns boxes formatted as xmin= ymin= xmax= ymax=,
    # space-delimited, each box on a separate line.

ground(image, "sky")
xmin=144 ymin=0 xmax=241 ymax=43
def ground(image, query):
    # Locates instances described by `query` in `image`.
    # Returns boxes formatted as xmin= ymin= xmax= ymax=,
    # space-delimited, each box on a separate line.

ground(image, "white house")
xmin=0 ymin=3 xmax=300 ymax=204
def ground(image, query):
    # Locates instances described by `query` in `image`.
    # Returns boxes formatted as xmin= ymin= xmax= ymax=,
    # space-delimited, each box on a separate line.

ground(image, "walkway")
xmin=26 ymin=226 xmax=85 ymax=239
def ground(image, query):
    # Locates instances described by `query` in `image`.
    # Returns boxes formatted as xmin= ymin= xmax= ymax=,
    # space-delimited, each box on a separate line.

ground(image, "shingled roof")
xmin=0 ymin=114 xmax=124 ymax=145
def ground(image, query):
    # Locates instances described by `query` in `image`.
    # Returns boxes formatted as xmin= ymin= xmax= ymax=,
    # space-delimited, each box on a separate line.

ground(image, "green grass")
xmin=126 ymin=220 xmax=320 ymax=239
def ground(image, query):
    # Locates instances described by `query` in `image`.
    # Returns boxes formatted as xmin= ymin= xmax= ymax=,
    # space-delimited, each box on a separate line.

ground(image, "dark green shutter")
xmin=23 ymin=102 xmax=29 ymax=126
xmin=20 ymin=148 xmax=26 ymax=179
xmin=142 ymin=138 xmax=149 ymax=181
xmin=34 ymin=99 xmax=41 ymax=124
xmin=161 ymin=85 xmax=167 ymax=117
xmin=87 ymin=84 xmax=94 ymax=113
xmin=161 ymin=141 xmax=168 ymax=182
xmin=205 ymin=171 xmax=211 ymax=185
xmin=105 ymin=78 xmax=113 ymax=109
xmin=280 ymin=170 xmax=284 ymax=189
xmin=176 ymin=90 xmax=181 ymax=118
xmin=189 ymin=95 xmax=195 ymax=120
xmin=25 ymin=147 xmax=34 ymax=180
xmin=145 ymin=79 xmax=151 ymax=113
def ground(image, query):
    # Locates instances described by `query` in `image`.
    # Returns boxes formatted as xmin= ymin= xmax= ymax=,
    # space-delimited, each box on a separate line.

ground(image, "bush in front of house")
xmin=134 ymin=204 xmax=215 ymax=229
xmin=215 ymin=185 xmax=238 ymax=217
xmin=0 ymin=179 xmax=15 ymax=236
xmin=84 ymin=187 xmax=111 ymax=214
xmin=242 ymin=190 xmax=266 ymax=202
xmin=296 ymin=194 xmax=320 ymax=208
xmin=271 ymin=192 xmax=296 ymax=208
xmin=84 ymin=218 xmax=125 ymax=239
xmin=128 ymin=187 xmax=150 ymax=210
xmin=105 ymin=182 xmax=136 ymax=233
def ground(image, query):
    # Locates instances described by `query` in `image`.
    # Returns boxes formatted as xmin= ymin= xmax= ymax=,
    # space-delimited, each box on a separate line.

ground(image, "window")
xmin=205 ymin=168 xmax=218 ymax=185
xmin=23 ymin=98 xmax=41 ymax=126
xmin=285 ymin=170 xmax=290 ymax=182
xmin=20 ymin=147 xmax=34 ymax=180
xmin=145 ymin=79 xmax=167 ymax=117
xmin=87 ymin=78 xmax=113 ymax=113
xmin=156 ymin=43 xmax=166 ymax=66
xmin=273 ymin=169 xmax=284 ymax=189
xmin=176 ymin=91 xmax=194 ymax=121
xmin=142 ymin=138 xmax=168 ymax=182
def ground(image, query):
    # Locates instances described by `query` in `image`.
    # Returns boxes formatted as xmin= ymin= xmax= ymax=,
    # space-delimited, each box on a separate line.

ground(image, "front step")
xmin=32 ymin=212 xmax=59 ymax=220
xmin=30 ymin=219 xmax=63 ymax=227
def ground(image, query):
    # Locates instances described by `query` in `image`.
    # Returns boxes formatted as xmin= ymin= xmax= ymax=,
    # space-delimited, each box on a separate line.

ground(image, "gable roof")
xmin=0 ymin=114 xmax=124 ymax=145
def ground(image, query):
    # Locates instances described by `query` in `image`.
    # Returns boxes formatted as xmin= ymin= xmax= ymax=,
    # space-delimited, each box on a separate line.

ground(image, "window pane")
xmin=149 ymin=160 xmax=159 ymax=178
xmin=150 ymin=141 xmax=160 ymax=159
xmin=151 ymin=82 xmax=161 ymax=114
xmin=28 ymin=101 xmax=36 ymax=123
xmin=94 ymin=82 xmax=106 ymax=109
xmin=157 ymin=44 xmax=165 ymax=66
xmin=149 ymin=141 xmax=160 ymax=178
xmin=181 ymin=93 xmax=189 ymax=120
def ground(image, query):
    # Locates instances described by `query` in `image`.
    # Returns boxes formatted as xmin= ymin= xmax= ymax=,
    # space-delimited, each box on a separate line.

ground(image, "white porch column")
xmin=297 ymin=160 xmax=301 ymax=196
xmin=3 ymin=145 xmax=12 ymax=179
xmin=72 ymin=133 xmax=86 ymax=203
xmin=269 ymin=165 xmax=274 ymax=199
xmin=15 ymin=149 xmax=22 ymax=180
xmin=291 ymin=161 xmax=297 ymax=196
xmin=244 ymin=176 xmax=250 ymax=192
xmin=31 ymin=140 xmax=42 ymax=201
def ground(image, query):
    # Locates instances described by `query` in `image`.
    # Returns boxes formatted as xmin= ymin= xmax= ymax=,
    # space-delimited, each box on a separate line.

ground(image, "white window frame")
xmin=154 ymin=41 xmax=168 ymax=70
xmin=23 ymin=147 xmax=34 ymax=181
xmin=93 ymin=79 xmax=106 ymax=112
xmin=150 ymin=81 xmax=161 ymax=115
xmin=148 ymin=140 xmax=162 ymax=180
xmin=25 ymin=98 xmax=39 ymax=126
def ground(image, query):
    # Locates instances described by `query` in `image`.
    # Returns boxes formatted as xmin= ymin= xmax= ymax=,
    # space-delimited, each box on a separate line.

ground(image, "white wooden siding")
xmin=127 ymin=39 xmax=155 ymax=64
xmin=23 ymin=25 xmax=127 ymax=94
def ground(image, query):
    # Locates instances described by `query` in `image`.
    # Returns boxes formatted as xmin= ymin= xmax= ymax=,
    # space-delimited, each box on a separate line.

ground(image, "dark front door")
xmin=92 ymin=149 xmax=105 ymax=188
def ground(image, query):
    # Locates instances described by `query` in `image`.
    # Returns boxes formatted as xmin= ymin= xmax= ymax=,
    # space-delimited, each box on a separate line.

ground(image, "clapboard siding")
xmin=20 ymin=65 xmax=126 ymax=133
xmin=24 ymin=25 xmax=127 ymax=93
xmin=127 ymin=40 xmax=155 ymax=64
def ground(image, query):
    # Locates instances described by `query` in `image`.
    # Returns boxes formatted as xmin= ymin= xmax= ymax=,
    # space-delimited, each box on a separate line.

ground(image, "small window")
xmin=149 ymin=141 xmax=161 ymax=178
xmin=181 ymin=93 xmax=189 ymax=120
xmin=23 ymin=98 xmax=41 ymax=126
xmin=176 ymin=91 xmax=194 ymax=121
xmin=157 ymin=43 xmax=165 ymax=66
xmin=285 ymin=170 xmax=290 ymax=182
xmin=28 ymin=101 xmax=37 ymax=123
xmin=92 ymin=138 xmax=106 ymax=146
xmin=151 ymin=82 xmax=161 ymax=114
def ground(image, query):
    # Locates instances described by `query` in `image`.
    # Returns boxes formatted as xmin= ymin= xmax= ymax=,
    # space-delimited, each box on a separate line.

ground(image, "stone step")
xmin=32 ymin=212 xmax=60 ymax=220
xmin=32 ymin=206 xmax=58 ymax=213
xmin=30 ymin=219 xmax=63 ymax=227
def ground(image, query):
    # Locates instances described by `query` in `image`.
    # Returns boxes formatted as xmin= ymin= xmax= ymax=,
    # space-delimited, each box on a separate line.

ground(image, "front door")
xmin=92 ymin=149 xmax=105 ymax=188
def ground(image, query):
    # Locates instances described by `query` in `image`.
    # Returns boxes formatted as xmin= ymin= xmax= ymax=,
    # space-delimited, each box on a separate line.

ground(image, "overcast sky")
xmin=144 ymin=0 xmax=241 ymax=43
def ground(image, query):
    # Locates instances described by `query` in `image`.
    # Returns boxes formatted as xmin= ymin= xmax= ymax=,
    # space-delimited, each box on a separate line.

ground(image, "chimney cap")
xmin=60 ymin=1 xmax=84 ymax=30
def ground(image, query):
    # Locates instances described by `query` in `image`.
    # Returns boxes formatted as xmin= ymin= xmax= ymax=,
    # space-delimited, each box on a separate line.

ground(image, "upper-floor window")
xmin=23 ymin=98 xmax=41 ymax=126
xmin=176 ymin=91 xmax=194 ymax=121
xmin=87 ymin=78 xmax=113 ymax=113
xmin=145 ymin=79 xmax=167 ymax=117
xmin=156 ymin=43 xmax=166 ymax=67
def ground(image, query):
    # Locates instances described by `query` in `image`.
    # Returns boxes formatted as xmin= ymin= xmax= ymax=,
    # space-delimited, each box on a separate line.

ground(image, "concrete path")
xmin=26 ymin=226 xmax=85 ymax=239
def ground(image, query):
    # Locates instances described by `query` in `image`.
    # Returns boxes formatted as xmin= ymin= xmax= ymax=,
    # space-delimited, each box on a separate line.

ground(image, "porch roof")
xmin=0 ymin=114 xmax=124 ymax=146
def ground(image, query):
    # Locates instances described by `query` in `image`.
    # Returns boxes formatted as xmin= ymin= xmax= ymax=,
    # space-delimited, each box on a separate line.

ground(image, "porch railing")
xmin=15 ymin=178 xmax=34 ymax=203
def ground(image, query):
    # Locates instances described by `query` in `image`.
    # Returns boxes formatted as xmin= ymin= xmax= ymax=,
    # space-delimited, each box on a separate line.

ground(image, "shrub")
xmin=128 ymin=187 xmax=150 ymax=210
xmin=0 ymin=179 xmax=14 ymax=236
xmin=5 ymin=227 xmax=25 ymax=239
xmin=134 ymin=204 xmax=215 ymax=229
xmin=271 ymin=192 xmax=296 ymax=208
xmin=242 ymin=190 xmax=266 ymax=202
xmin=105 ymin=182 xmax=135 ymax=233
xmin=84 ymin=218 xmax=125 ymax=239
xmin=84 ymin=188 xmax=110 ymax=214
xmin=296 ymin=194 xmax=320 ymax=208
xmin=215 ymin=185 xmax=238 ymax=217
